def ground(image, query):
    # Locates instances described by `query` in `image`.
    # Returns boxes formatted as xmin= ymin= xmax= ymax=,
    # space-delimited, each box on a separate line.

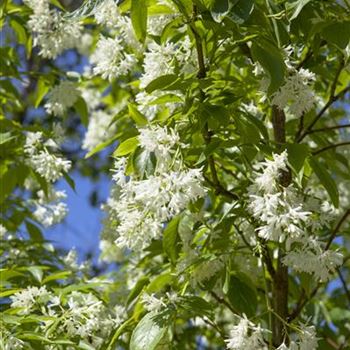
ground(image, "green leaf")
xmin=309 ymin=157 xmax=339 ymax=207
xmin=321 ymin=21 xmax=350 ymax=50
xmin=131 ymin=0 xmax=147 ymax=43
xmin=85 ymin=134 xmax=119 ymax=158
xmin=129 ymin=104 xmax=148 ymax=126
xmin=10 ymin=18 xmax=27 ymax=45
xmin=145 ymin=74 xmax=179 ymax=94
xmin=113 ymin=136 xmax=139 ymax=157
xmin=178 ymin=295 xmax=213 ymax=318
xmin=42 ymin=271 xmax=72 ymax=284
xmin=163 ymin=216 xmax=181 ymax=265
xmin=27 ymin=266 xmax=44 ymax=283
xmin=63 ymin=171 xmax=76 ymax=192
xmin=130 ymin=312 xmax=169 ymax=350
xmin=127 ymin=276 xmax=150 ymax=305
xmin=34 ymin=77 xmax=50 ymax=108
xmin=287 ymin=0 xmax=312 ymax=21
xmin=286 ymin=143 xmax=309 ymax=173
xmin=226 ymin=273 xmax=257 ymax=317
xmin=25 ymin=221 xmax=44 ymax=241
xmin=74 ymin=96 xmax=89 ymax=127
xmin=251 ymin=39 xmax=285 ymax=95
xmin=0 ymin=132 xmax=16 ymax=145
xmin=0 ymin=167 xmax=17 ymax=204
xmin=229 ymin=0 xmax=254 ymax=24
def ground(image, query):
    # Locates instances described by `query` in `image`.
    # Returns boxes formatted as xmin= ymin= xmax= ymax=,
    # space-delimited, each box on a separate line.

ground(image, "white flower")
xmin=25 ymin=132 xmax=71 ymax=182
xmin=31 ymin=151 xmax=71 ymax=182
xmin=0 ymin=224 xmax=8 ymax=239
xmin=82 ymin=110 xmax=117 ymax=151
xmin=141 ymin=293 xmax=166 ymax=312
xmin=282 ymin=239 xmax=343 ymax=281
xmin=272 ymin=67 xmax=316 ymax=118
xmin=33 ymin=189 xmax=68 ymax=227
xmin=248 ymin=151 xmax=311 ymax=242
xmin=138 ymin=125 xmax=180 ymax=170
xmin=140 ymin=37 xmax=195 ymax=88
xmin=10 ymin=286 xmax=52 ymax=315
xmin=79 ymin=86 xmax=101 ymax=111
xmin=24 ymin=0 xmax=82 ymax=59
xmin=111 ymin=157 xmax=128 ymax=186
xmin=225 ymin=314 xmax=267 ymax=350
xmin=91 ymin=35 xmax=136 ymax=81
xmin=45 ymin=81 xmax=80 ymax=116
xmin=106 ymin=126 xmax=206 ymax=251
xmin=147 ymin=14 xmax=175 ymax=36
xmin=76 ymin=32 xmax=94 ymax=56
xmin=94 ymin=0 xmax=121 ymax=28
xmin=297 ymin=324 xmax=318 ymax=350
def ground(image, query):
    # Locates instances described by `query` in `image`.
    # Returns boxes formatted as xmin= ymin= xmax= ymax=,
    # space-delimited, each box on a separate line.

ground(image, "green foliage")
xmin=1 ymin=0 xmax=350 ymax=349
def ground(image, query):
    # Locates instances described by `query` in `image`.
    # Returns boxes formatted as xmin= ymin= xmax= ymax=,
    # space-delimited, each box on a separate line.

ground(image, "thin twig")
xmin=298 ymin=86 xmax=350 ymax=142
xmin=306 ymin=123 xmax=350 ymax=134
xmin=325 ymin=208 xmax=350 ymax=251
xmin=210 ymin=291 xmax=238 ymax=315
xmin=337 ymin=268 xmax=350 ymax=307
xmin=312 ymin=141 xmax=350 ymax=156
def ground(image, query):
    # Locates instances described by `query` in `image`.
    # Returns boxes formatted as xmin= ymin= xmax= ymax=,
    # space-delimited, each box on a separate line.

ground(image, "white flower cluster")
xmin=148 ymin=14 xmax=176 ymax=36
xmin=277 ymin=324 xmax=318 ymax=350
xmin=9 ymin=286 xmax=120 ymax=349
xmin=141 ymin=293 xmax=166 ymax=312
xmin=10 ymin=286 xmax=51 ymax=315
xmin=24 ymin=0 xmax=82 ymax=58
xmin=249 ymin=151 xmax=343 ymax=281
xmin=282 ymin=238 xmax=343 ymax=281
xmin=33 ymin=189 xmax=68 ymax=227
xmin=248 ymin=151 xmax=311 ymax=243
xmin=105 ymin=125 xmax=206 ymax=251
xmin=82 ymin=110 xmax=117 ymax=151
xmin=225 ymin=314 xmax=267 ymax=350
xmin=45 ymin=81 xmax=80 ymax=116
xmin=272 ymin=67 xmax=316 ymax=118
xmin=24 ymin=132 xmax=71 ymax=183
xmin=140 ymin=37 xmax=195 ymax=88
xmin=0 ymin=329 xmax=24 ymax=350
xmin=91 ymin=35 xmax=137 ymax=81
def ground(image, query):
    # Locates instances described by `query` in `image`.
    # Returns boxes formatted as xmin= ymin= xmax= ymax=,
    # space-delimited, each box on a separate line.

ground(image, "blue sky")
xmin=45 ymin=171 xmax=111 ymax=262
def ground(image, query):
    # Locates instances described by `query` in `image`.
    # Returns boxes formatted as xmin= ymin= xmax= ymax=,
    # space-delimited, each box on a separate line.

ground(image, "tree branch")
xmin=288 ymin=209 xmax=350 ymax=321
xmin=337 ymin=268 xmax=350 ymax=307
xmin=306 ymin=123 xmax=350 ymax=135
xmin=325 ymin=208 xmax=350 ymax=251
xmin=297 ymin=85 xmax=350 ymax=142
xmin=312 ymin=141 xmax=350 ymax=156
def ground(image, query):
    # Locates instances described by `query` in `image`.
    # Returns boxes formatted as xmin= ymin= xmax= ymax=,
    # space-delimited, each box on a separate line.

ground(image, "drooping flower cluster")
xmin=225 ymin=314 xmax=268 ymax=350
xmin=33 ymin=189 xmax=68 ymax=227
xmin=248 ymin=151 xmax=311 ymax=243
xmin=24 ymin=132 xmax=71 ymax=183
xmin=282 ymin=238 xmax=343 ymax=281
xmin=276 ymin=324 xmax=318 ymax=350
xmin=24 ymin=0 xmax=82 ymax=59
xmin=248 ymin=151 xmax=343 ymax=281
xmin=271 ymin=66 xmax=316 ymax=118
xmin=44 ymin=81 xmax=80 ymax=116
xmin=9 ymin=286 xmax=120 ymax=349
xmin=140 ymin=37 xmax=195 ymax=88
xmin=103 ymin=125 xmax=206 ymax=252
xmin=91 ymin=35 xmax=137 ymax=81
